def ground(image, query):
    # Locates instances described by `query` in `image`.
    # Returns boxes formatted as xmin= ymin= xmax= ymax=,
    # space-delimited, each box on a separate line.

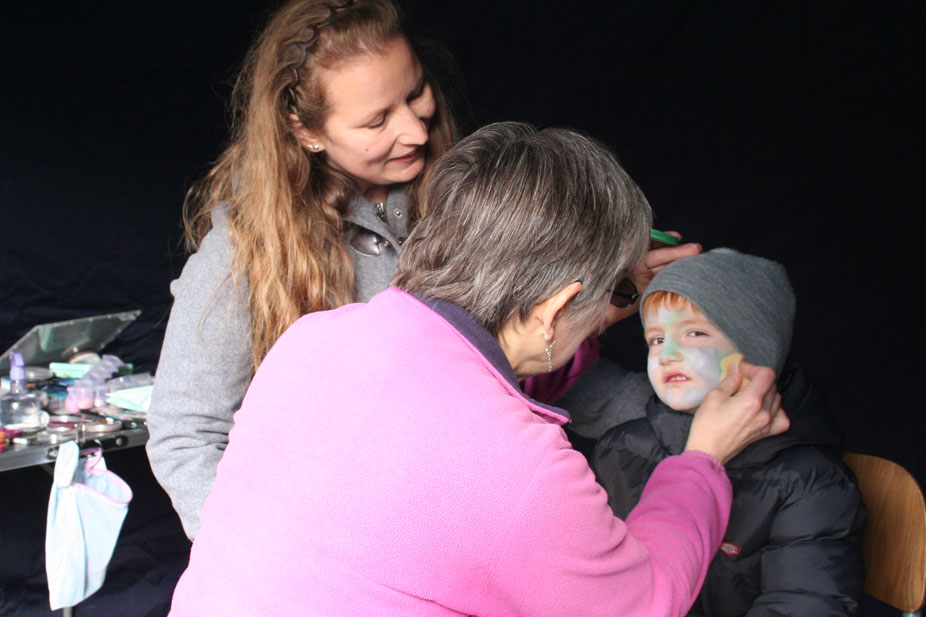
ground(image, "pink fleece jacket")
xmin=168 ymin=288 xmax=731 ymax=616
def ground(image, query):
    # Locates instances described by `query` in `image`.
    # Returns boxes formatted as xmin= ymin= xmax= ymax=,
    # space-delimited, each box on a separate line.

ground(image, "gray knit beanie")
xmin=640 ymin=248 xmax=795 ymax=373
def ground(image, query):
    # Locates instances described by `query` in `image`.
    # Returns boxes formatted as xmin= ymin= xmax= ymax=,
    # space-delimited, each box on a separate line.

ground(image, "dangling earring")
xmin=545 ymin=337 xmax=556 ymax=373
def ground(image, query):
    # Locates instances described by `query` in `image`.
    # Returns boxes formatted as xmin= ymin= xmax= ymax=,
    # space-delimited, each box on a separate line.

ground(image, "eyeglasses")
xmin=608 ymin=278 xmax=639 ymax=308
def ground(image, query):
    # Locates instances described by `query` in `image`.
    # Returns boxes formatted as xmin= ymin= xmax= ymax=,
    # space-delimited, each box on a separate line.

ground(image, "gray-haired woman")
xmin=167 ymin=122 xmax=788 ymax=617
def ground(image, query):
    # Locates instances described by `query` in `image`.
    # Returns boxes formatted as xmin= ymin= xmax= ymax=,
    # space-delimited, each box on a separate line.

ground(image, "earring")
xmin=310 ymin=144 xmax=320 ymax=150
xmin=545 ymin=338 xmax=556 ymax=373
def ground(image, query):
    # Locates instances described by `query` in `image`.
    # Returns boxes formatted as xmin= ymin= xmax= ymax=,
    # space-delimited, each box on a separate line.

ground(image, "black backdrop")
xmin=0 ymin=2 xmax=920 ymax=615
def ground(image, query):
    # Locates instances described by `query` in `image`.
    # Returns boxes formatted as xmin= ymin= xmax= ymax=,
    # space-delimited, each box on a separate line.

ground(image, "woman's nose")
xmin=396 ymin=105 xmax=429 ymax=144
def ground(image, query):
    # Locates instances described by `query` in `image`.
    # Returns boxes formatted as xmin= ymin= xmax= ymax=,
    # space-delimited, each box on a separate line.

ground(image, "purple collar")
xmin=411 ymin=292 xmax=571 ymax=422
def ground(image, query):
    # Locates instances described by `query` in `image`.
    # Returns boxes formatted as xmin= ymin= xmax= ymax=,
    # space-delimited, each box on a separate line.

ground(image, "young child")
xmin=592 ymin=248 xmax=865 ymax=617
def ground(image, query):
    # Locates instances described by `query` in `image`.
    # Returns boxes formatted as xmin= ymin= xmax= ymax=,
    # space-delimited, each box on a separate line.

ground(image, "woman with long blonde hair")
xmin=146 ymin=0 xmax=457 ymax=539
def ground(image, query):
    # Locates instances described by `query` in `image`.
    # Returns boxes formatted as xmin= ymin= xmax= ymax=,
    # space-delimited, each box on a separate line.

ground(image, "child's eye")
xmin=648 ymin=336 xmax=664 ymax=346
xmin=686 ymin=330 xmax=707 ymax=338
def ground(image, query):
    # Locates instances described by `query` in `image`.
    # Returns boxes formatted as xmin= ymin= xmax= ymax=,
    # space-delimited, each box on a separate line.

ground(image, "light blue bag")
xmin=45 ymin=441 xmax=133 ymax=610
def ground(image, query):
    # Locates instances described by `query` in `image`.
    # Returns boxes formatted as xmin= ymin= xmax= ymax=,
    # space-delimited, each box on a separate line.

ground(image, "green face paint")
xmin=644 ymin=304 xmax=738 ymax=412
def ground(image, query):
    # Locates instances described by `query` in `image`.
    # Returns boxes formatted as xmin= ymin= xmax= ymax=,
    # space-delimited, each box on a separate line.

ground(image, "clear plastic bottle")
xmin=65 ymin=354 xmax=125 ymax=412
xmin=1 ymin=352 xmax=46 ymax=429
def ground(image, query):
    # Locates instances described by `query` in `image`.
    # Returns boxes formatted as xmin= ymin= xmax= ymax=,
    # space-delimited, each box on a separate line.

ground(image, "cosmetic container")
xmin=1 ymin=352 xmax=48 ymax=429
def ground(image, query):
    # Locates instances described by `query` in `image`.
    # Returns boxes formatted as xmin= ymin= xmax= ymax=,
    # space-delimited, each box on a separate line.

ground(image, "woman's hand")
xmin=603 ymin=233 xmax=702 ymax=328
xmin=632 ymin=232 xmax=701 ymax=294
xmin=684 ymin=361 xmax=790 ymax=465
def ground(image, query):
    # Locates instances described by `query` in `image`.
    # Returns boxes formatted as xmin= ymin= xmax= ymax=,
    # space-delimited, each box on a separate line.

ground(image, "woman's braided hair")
xmin=183 ymin=0 xmax=457 ymax=368
xmin=282 ymin=0 xmax=356 ymax=115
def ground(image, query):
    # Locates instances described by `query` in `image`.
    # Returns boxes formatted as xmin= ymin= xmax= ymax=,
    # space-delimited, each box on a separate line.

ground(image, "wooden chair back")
xmin=843 ymin=452 xmax=926 ymax=615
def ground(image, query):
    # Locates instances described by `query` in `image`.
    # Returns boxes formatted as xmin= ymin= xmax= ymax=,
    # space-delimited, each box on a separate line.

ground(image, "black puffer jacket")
xmin=593 ymin=366 xmax=866 ymax=617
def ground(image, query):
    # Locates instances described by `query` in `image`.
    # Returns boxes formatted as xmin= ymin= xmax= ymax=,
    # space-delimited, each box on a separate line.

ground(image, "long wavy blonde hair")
xmin=183 ymin=0 xmax=457 ymax=368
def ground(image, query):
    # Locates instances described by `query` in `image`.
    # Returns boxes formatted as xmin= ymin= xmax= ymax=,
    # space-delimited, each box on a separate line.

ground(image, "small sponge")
xmin=719 ymin=353 xmax=749 ymax=391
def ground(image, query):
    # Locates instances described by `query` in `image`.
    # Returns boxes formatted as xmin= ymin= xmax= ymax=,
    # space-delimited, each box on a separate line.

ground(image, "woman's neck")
xmin=362 ymin=184 xmax=390 ymax=204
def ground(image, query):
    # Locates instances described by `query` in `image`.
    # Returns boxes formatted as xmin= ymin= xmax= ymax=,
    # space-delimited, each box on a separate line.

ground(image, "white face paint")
xmin=643 ymin=304 xmax=739 ymax=413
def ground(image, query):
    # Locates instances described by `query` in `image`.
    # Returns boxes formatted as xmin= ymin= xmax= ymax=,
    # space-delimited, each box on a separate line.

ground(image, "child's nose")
xmin=659 ymin=345 xmax=682 ymax=364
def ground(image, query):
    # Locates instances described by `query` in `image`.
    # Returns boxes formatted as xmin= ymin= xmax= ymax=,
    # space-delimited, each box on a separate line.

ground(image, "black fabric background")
xmin=0 ymin=2 xmax=919 ymax=615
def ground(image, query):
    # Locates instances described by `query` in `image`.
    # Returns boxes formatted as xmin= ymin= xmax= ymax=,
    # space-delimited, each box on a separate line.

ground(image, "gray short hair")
xmin=393 ymin=122 xmax=653 ymax=334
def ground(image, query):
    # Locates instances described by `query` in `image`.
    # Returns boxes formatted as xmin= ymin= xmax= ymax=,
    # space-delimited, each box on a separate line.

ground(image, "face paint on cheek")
xmin=649 ymin=344 xmax=731 ymax=412
xmin=686 ymin=346 xmax=726 ymax=386
xmin=646 ymin=353 xmax=660 ymax=390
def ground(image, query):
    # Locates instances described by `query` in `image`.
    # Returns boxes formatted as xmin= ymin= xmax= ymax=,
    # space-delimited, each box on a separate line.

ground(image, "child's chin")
xmin=658 ymin=395 xmax=701 ymax=414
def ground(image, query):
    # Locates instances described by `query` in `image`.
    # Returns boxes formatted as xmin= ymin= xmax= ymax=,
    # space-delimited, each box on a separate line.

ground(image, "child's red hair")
xmin=641 ymin=291 xmax=698 ymax=324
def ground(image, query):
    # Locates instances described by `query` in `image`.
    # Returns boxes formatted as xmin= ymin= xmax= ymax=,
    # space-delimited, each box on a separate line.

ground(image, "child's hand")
xmin=684 ymin=360 xmax=790 ymax=464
